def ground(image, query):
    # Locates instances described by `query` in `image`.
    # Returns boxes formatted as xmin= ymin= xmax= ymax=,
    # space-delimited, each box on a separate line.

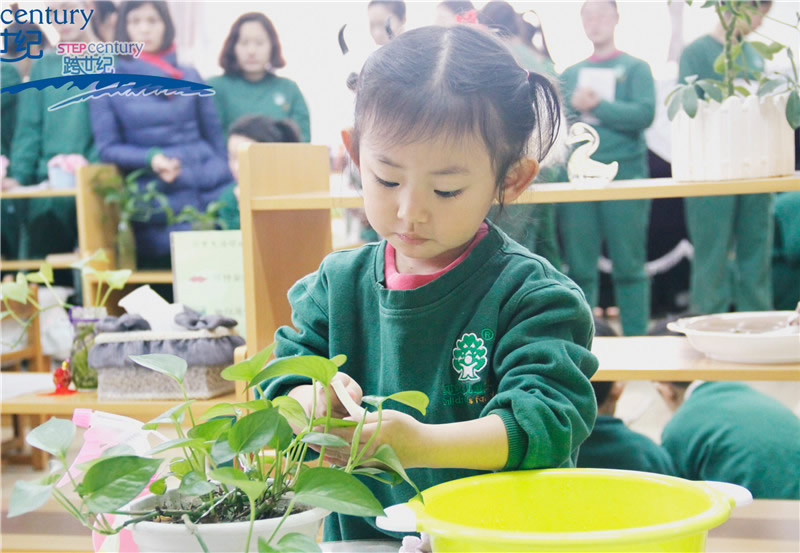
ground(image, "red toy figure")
xmin=46 ymin=359 xmax=78 ymax=395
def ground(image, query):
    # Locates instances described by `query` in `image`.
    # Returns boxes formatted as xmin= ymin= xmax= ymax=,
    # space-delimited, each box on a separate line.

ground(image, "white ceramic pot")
xmin=129 ymin=491 xmax=328 ymax=553
xmin=671 ymin=94 xmax=794 ymax=182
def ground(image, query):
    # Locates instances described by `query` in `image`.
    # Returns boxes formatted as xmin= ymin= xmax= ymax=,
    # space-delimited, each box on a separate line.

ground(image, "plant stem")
xmin=99 ymin=286 xmax=114 ymax=308
xmin=244 ymin=498 xmax=257 ymax=553
xmin=95 ymin=281 xmax=104 ymax=307
xmin=354 ymin=405 xmax=383 ymax=469
xmin=716 ymin=3 xmax=737 ymax=97
xmin=51 ymin=489 xmax=85 ymax=524
xmin=265 ymin=496 xmax=296 ymax=547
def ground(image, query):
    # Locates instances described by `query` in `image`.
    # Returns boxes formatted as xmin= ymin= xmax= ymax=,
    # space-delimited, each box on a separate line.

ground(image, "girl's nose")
xmin=396 ymin=186 xmax=429 ymax=224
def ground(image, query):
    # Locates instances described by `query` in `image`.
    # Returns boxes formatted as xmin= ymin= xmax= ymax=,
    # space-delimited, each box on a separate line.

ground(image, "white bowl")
xmin=666 ymin=311 xmax=800 ymax=364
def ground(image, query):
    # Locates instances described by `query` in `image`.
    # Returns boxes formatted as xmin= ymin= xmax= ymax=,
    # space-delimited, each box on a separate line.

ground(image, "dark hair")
xmin=219 ymin=12 xmax=286 ymax=75
xmin=479 ymin=0 xmax=519 ymax=37
xmin=367 ymin=0 xmax=406 ymax=22
xmin=591 ymin=381 xmax=613 ymax=405
xmin=1 ymin=10 xmax=51 ymax=58
xmin=115 ymin=1 xmax=175 ymax=53
xmin=438 ymin=1 xmax=475 ymax=16
xmin=228 ymin=115 xmax=300 ymax=144
xmin=351 ymin=25 xmax=560 ymax=203
xmin=91 ymin=1 xmax=118 ymax=39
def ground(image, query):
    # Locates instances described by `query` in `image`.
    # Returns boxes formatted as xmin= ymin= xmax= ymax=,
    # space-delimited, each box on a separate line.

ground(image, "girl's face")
xmin=359 ymin=131 xmax=498 ymax=274
xmin=50 ymin=1 xmax=89 ymax=42
xmin=227 ymin=134 xmax=255 ymax=181
xmin=368 ymin=4 xmax=404 ymax=46
xmin=235 ymin=21 xmax=273 ymax=77
xmin=126 ymin=3 xmax=166 ymax=53
xmin=580 ymin=1 xmax=618 ymax=48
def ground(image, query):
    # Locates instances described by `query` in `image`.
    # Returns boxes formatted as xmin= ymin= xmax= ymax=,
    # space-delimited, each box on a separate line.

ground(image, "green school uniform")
xmin=662 ymin=382 xmax=800 ymax=500
xmin=216 ymin=182 xmax=240 ymax=230
xmin=772 ymin=192 xmax=800 ymax=310
xmin=558 ymin=52 xmax=655 ymax=335
xmin=680 ymin=35 xmax=773 ymax=314
xmin=577 ymin=415 xmax=676 ymax=476
xmin=1 ymin=63 xmax=22 ymax=259
xmin=8 ymin=52 xmax=97 ymax=258
xmin=208 ymin=73 xmax=310 ymax=142
xmin=488 ymin=44 xmax=562 ymax=268
xmin=263 ymin=221 xmax=599 ymax=541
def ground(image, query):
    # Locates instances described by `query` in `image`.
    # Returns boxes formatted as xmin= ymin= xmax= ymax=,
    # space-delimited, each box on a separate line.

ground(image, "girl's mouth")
xmin=397 ymin=234 xmax=428 ymax=245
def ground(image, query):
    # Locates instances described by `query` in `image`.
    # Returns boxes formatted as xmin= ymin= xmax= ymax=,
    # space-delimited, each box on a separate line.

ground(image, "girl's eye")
xmin=435 ymin=189 xmax=463 ymax=198
xmin=375 ymin=176 xmax=399 ymax=188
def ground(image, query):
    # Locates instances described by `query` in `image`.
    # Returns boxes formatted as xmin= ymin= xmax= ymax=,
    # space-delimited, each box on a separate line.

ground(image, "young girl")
xmin=209 ymin=13 xmax=310 ymax=142
xmin=263 ymin=25 xmax=598 ymax=541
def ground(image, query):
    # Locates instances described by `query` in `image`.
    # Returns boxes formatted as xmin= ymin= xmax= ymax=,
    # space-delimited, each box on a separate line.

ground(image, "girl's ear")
xmin=341 ymin=128 xmax=360 ymax=169
xmin=502 ymin=158 xmax=539 ymax=203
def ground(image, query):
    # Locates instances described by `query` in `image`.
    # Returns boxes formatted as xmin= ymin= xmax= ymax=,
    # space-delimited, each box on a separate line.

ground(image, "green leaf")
xmin=77 ymin=443 xmax=137 ymax=472
xmin=786 ymin=90 xmax=800 ymax=129
xmin=1 ymin=276 xmax=29 ymax=303
xmin=749 ymin=40 xmax=784 ymax=61
xmin=105 ymin=269 xmax=132 ymax=290
xmin=210 ymin=436 xmax=236 ymax=465
xmin=233 ymin=399 xmax=271 ymax=412
xmin=129 ymin=354 xmax=187 ymax=385
xmin=26 ymin=418 xmax=75 ymax=458
xmin=300 ymin=432 xmax=349 ymax=447
xmin=142 ymin=400 xmax=195 ymax=429
xmin=81 ymin=456 xmax=162 ymax=513
xmin=210 ymin=467 xmax=264 ymax=504
xmin=229 ymin=408 xmax=281 ymax=454
xmin=310 ymin=417 xmax=358 ymax=428
xmin=187 ymin=418 xmax=232 ymax=442
xmin=330 ymin=354 xmax=347 ymax=367
xmin=364 ymin=444 xmax=420 ymax=497
xmin=713 ymin=52 xmax=725 ymax=75
xmin=199 ymin=403 xmax=238 ymax=420
xmin=70 ymin=249 xmax=109 ymax=271
xmin=294 ymin=467 xmax=385 ymax=517
xmin=684 ymin=75 xmax=698 ymax=85
xmin=170 ymin=458 xmax=193 ymax=478
xmin=250 ymin=356 xmax=338 ymax=389
xmin=681 ymin=86 xmax=699 ymax=118
xmin=384 ymin=391 xmax=429 ymax=416
xmin=147 ymin=437 xmax=206 ymax=456
xmin=667 ymin=94 xmax=682 ymax=121
xmin=179 ymin=471 xmax=217 ymax=496
xmin=697 ymin=81 xmax=723 ymax=103
xmin=273 ymin=396 xmax=309 ymax=430
xmin=757 ymin=78 xmax=783 ymax=97
xmin=258 ymin=533 xmax=322 ymax=553
xmin=8 ymin=480 xmax=53 ymax=517
xmin=220 ymin=343 xmax=276 ymax=383
xmin=149 ymin=477 xmax=167 ymax=495
xmin=734 ymin=86 xmax=751 ymax=97
xmin=353 ymin=467 xmax=404 ymax=486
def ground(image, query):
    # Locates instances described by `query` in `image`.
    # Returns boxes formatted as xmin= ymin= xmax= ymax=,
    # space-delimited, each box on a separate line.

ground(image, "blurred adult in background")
xmin=434 ymin=0 xmax=475 ymax=26
xmin=90 ymin=1 xmax=118 ymax=42
xmin=479 ymin=1 xmax=562 ymax=268
xmin=679 ymin=1 xmax=774 ymax=314
xmin=3 ymin=2 xmax=95 ymax=262
xmin=367 ymin=0 xmax=406 ymax=46
xmin=657 ymin=380 xmax=800 ymax=500
xmin=218 ymin=115 xmax=301 ymax=231
xmin=209 ymin=12 xmax=310 ymax=143
xmin=559 ymin=0 xmax=655 ymax=336
xmin=90 ymin=0 xmax=231 ymax=269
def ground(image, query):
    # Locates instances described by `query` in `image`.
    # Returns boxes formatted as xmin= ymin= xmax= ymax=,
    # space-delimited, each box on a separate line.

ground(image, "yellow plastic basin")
xmin=404 ymin=469 xmax=740 ymax=552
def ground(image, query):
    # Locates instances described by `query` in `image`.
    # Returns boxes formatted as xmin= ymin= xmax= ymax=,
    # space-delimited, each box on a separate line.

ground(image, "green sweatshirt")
xmin=561 ymin=52 xmax=655 ymax=176
xmin=678 ymin=34 xmax=764 ymax=87
xmin=662 ymin=382 xmax=800 ymax=500
xmin=577 ymin=415 xmax=676 ymax=476
xmin=1 ymin=63 xmax=21 ymax=157
xmin=772 ymin=192 xmax=800 ymax=310
xmin=264 ymin=221 xmax=599 ymax=540
xmin=216 ymin=182 xmax=240 ymax=230
xmin=208 ymin=73 xmax=310 ymax=142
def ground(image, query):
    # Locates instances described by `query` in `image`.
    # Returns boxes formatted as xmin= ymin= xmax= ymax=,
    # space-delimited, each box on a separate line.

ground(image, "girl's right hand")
xmin=288 ymin=372 xmax=363 ymax=423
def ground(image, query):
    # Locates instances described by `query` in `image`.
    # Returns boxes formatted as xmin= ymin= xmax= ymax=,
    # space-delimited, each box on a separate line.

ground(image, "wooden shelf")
xmin=591 ymin=336 xmax=800 ymax=381
xmin=0 ymin=253 xmax=80 ymax=272
xmin=1 ymin=186 xmax=77 ymax=199
xmin=2 ymin=390 xmax=239 ymax=421
xmin=84 ymin=269 xmax=173 ymax=284
xmin=252 ymin=173 xmax=800 ymax=211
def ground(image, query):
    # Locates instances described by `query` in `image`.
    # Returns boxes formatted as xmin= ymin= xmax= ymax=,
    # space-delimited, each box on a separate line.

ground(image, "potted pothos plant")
xmin=666 ymin=0 xmax=799 ymax=181
xmin=9 ymin=343 xmax=428 ymax=553
xmin=170 ymin=201 xmax=227 ymax=231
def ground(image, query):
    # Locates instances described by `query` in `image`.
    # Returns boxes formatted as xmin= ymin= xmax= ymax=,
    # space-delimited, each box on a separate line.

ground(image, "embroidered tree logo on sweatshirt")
xmin=452 ymin=333 xmax=488 ymax=382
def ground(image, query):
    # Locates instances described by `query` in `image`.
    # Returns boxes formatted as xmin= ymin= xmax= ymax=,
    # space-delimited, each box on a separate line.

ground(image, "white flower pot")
xmin=670 ymin=94 xmax=795 ymax=182
xmin=129 ymin=492 xmax=328 ymax=553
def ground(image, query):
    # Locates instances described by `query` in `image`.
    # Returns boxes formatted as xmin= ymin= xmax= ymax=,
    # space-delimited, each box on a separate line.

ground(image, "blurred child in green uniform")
xmin=210 ymin=13 xmax=310 ymax=142
xmin=559 ymin=0 xmax=655 ymax=335
xmin=679 ymin=1 xmax=773 ymax=314
xmin=772 ymin=192 xmax=800 ymax=310
xmin=657 ymin=381 xmax=800 ymax=499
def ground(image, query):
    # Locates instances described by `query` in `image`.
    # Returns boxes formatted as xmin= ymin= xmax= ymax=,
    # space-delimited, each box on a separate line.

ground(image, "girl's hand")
xmin=288 ymin=372 xmax=363 ymax=426
xmin=571 ymin=87 xmax=601 ymax=113
xmin=151 ymin=153 xmax=182 ymax=183
xmin=321 ymin=409 xmax=425 ymax=468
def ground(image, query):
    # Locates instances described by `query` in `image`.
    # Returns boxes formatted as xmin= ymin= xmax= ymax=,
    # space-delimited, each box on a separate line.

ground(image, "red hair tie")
xmin=455 ymin=9 xmax=479 ymax=25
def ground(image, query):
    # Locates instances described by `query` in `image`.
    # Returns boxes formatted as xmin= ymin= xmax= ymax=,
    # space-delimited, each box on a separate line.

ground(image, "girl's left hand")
xmin=318 ymin=409 xmax=425 ymax=468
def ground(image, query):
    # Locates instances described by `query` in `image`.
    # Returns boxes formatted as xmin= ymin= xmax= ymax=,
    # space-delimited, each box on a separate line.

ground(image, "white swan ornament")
xmin=566 ymin=122 xmax=618 ymax=186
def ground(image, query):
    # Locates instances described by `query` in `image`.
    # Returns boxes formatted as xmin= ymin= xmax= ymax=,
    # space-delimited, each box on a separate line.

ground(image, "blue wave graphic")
xmin=0 ymin=74 xmax=215 ymax=111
